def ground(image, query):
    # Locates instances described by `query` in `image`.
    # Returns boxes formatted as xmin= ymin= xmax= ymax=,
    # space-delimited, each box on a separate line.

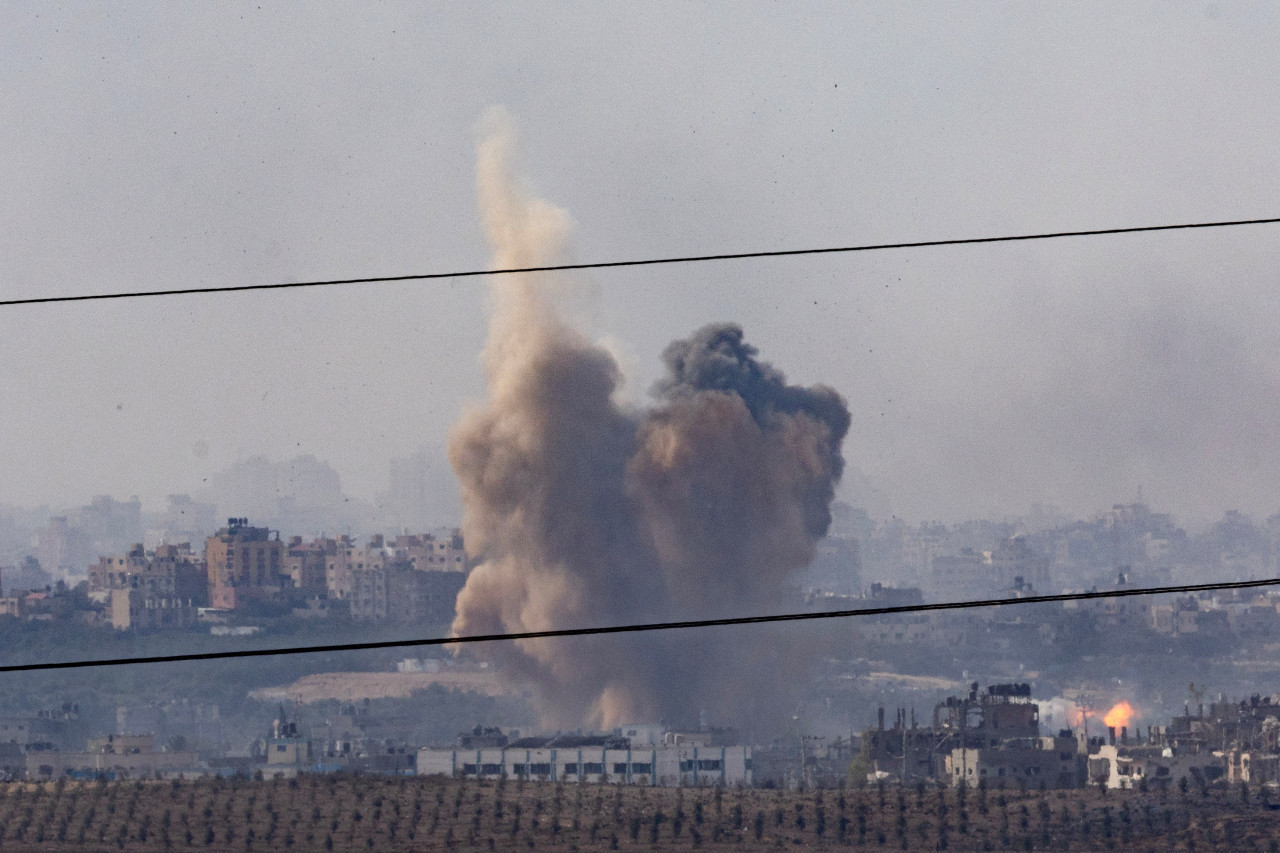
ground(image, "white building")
xmin=417 ymin=733 xmax=752 ymax=787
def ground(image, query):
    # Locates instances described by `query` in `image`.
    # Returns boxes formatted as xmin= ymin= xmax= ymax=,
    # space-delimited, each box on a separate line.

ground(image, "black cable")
xmin=0 ymin=576 xmax=1273 ymax=674
xmin=4 ymin=216 xmax=1279 ymax=308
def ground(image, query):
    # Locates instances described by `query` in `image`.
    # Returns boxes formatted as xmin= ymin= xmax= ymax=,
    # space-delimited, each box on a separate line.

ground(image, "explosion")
xmin=1103 ymin=701 xmax=1136 ymax=729
xmin=448 ymin=109 xmax=850 ymax=733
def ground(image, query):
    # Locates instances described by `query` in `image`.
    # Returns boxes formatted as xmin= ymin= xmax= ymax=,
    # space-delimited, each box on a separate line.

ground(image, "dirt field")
xmin=4 ymin=774 xmax=1280 ymax=851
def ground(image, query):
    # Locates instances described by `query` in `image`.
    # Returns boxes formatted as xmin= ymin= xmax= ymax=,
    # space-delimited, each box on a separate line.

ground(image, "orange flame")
xmin=1103 ymin=701 xmax=1135 ymax=728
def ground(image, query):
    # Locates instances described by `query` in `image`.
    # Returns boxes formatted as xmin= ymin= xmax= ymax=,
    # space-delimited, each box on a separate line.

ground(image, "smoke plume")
xmin=449 ymin=108 xmax=850 ymax=731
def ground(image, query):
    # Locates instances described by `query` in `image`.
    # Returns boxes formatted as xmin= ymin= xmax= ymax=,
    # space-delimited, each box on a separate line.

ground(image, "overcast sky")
xmin=3 ymin=2 xmax=1280 ymax=526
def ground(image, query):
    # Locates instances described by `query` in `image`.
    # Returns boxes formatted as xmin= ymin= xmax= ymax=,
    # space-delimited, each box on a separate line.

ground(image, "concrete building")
xmin=206 ymin=518 xmax=285 ymax=609
xmin=283 ymin=536 xmax=335 ymax=596
xmin=932 ymin=682 xmax=1040 ymax=741
xmin=322 ymin=531 xmax=468 ymax=622
xmin=1228 ymin=750 xmax=1280 ymax=785
xmin=109 ymin=588 xmax=197 ymax=631
xmin=417 ymin=730 xmax=752 ymax=786
xmin=323 ymin=535 xmax=374 ymax=604
xmin=0 ymin=705 xmax=85 ymax=751
xmin=90 ymin=542 xmax=207 ymax=605
xmin=395 ymin=530 xmax=468 ymax=572
xmin=987 ymin=537 xmax=1052 ymax=593
xmin=1089 ymin=742 xmax=1225 ymax=789
xmin=947 ymin=735 xmax=1084 ymax=788
xmin=859 ymin=683 xmax=1090 ymax=789
xmin=386 ymin=564 xmax=467 ymax=624
xmin=266 ymin=717 xmax=312 ymax=768
xmin=26 ymin=733 xmax=202 ymax=780
xmin=349 ymin=565 xmax=387 ymax=620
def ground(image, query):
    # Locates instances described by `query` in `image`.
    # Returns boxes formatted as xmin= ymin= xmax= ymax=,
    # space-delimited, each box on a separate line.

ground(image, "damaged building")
xmin=1090 ymin=693 xmax=1280 ymax=789
xmin=856 ymin=683 xmax=1280 ymax=792
xmin=860 ymin=682 xmax=1088 ymax=789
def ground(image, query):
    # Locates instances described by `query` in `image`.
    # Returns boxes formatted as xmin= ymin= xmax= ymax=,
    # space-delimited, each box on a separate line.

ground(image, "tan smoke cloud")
xmin=449 ymin=108 xmax=850 ymax=733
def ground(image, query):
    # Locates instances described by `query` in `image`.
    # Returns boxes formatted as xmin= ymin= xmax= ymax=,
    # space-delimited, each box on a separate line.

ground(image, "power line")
xmin=4 ymin=216 xmax=1280 ymax=308
xmin=1 ymin=576 xmax=1274 ymax=674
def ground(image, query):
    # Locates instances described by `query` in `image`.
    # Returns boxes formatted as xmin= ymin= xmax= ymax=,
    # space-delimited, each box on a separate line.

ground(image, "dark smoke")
xmin=449 ymin=109 xmax=850 ymax=732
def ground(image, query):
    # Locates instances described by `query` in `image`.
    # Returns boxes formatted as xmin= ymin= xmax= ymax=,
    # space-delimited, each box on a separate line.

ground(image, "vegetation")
xmin=0 ymin=615 xmax=503 ymax=742
xmin=1 ymin=774 xmax=1280 ymax=851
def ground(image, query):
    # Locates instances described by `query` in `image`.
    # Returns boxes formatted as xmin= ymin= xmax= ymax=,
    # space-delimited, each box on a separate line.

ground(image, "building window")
xmin=582 ymin=763 xmax=603 ymax=775
xmin=613 ymin=763 xmax=629 ymax=775
xmin=631 ymin=763 xmax=652 ymax=775
xmin=563 ymin=763 xmax=578 ymax=775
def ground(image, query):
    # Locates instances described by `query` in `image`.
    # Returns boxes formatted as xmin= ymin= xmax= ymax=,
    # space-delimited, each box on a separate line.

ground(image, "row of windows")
xmin=563 ymin=762 xmax=604 ymax=775
xmin=474 ymin=761 xmax=658 ymax=777
xmin=680 ymin=759 xmax=722 ymax=772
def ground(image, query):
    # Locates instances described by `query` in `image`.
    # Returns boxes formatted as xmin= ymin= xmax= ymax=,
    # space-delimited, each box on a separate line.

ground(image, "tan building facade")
xmin=109 ymin=588 xmax=197 ymax=631
xmin=206 ymin=518 xmax=284 ymax=609
xmin=90 ymin=543 xmax=207 ymax=605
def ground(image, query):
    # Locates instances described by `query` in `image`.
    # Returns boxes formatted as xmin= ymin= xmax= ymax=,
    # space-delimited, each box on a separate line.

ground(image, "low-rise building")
xmin=417 ymin=730 xmax=752 ymax=786
xmin=206 ymin=518 xmax=285 ymax=609
xmin=26 ymin=733 xmax=202 ymax=780
xmin=109 ymin=588 xmax=197 ymax=631
xmin=947 ymin=736 xmax=1085 ymax=788
xmin=323 ymin=531 xmax=468 ymax=622
xmin=0 ymin=705 xmax=86 ymax=751
xmin=266 ymin=718 xmax=312 ymax=768
xmin=1089 ymin=743 xmax=1225 ymax=789
xmin=90 ymin=542 xmax=207 ymax=605
xmin=283 ymin=536 xmax=335 ymax=596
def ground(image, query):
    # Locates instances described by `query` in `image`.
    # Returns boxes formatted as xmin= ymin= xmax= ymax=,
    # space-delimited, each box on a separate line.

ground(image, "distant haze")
xmin=4 ymin=5 xmax=1280 ymax=527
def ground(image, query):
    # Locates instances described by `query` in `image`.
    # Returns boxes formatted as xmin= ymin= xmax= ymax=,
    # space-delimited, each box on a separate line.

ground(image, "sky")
xmin=3 ymin=2 xmax=1280 ymax=527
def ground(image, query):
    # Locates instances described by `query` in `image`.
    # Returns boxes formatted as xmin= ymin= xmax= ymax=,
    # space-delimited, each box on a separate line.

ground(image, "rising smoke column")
xmin=449 ymin=108 xmax=850 ymax=731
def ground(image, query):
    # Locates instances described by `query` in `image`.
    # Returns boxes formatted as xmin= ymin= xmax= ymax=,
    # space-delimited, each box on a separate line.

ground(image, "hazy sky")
xmin=4 ymin=2 xmax=1280 ymax=526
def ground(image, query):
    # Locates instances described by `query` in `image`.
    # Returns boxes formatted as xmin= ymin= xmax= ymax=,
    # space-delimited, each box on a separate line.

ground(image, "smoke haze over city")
xmin=4 ymin=6 xmax=1280 ymax=528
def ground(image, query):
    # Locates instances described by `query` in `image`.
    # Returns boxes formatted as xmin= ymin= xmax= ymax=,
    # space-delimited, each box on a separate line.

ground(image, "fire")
xmin=1103 ymin=701 xmax=1135 ymax=728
